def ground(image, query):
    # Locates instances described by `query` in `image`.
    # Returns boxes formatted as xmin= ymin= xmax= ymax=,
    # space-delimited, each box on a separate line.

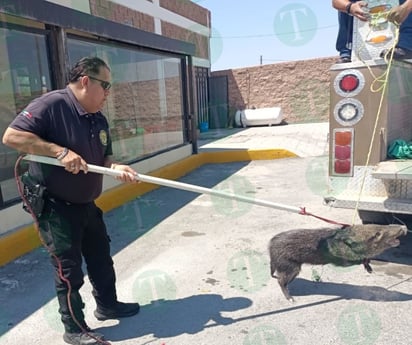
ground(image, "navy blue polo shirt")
xmin=10 ymin=87 xmax=113 ymax=204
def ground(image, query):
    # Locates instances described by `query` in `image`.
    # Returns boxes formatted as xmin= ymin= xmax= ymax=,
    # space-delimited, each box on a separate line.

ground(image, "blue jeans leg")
xmin=336 ymin=11 xmax=353 ymax=57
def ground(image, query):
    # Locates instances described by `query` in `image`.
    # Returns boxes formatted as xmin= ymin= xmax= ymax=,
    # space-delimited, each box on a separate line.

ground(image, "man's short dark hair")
xmin=68 ymin=57 xmax=110 ymax=83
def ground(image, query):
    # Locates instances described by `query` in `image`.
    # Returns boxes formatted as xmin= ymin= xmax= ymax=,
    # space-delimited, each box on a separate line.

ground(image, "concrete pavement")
xmin=197 ymin=122 xmax=330 ymax=157
xmin=1 ymin=122 xmax=412 ymax=345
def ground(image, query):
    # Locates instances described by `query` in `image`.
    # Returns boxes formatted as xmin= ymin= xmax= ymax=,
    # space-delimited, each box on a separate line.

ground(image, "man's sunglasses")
xmin=81 ymin=75 xmax=112 ymax=90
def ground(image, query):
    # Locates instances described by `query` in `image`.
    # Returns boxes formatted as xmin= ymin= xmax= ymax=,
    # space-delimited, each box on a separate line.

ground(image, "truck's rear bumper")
xmin=325 ymin=164 xmax=412 ymax=215
xmin=324 ymin=195 xmax=412 ymax=214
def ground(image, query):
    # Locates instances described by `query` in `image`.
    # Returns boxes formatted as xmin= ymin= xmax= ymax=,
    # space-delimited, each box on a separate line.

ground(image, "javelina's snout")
xmin=269 ymin=224 xmax=407 ymax=301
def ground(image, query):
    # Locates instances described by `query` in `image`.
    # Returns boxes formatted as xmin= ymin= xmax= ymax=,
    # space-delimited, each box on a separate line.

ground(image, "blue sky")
xmin=194 ymin=0 xmax=340 ymax=71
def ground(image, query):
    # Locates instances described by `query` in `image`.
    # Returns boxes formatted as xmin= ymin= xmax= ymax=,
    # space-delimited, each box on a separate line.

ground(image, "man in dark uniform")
xmin=2 ymin=57 xmax=140 ymax=345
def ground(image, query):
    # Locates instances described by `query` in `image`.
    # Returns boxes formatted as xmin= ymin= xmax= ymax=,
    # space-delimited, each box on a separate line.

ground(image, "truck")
xmin=324 ymin=1 xmax=412 ymax=226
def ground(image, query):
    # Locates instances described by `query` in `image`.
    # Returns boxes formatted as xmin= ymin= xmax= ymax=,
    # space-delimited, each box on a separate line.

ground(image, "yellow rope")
xmin=350 ymin=18 xmax=400 ymax=225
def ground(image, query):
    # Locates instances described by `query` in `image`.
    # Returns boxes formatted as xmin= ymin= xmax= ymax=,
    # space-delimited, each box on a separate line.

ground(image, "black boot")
xmin=63 ymin=327 xmax=105 ymax=345
xmin=94 ymin=301 xmax=140 ymax=321
xmin=56 ymin=290 xmax=104 ymax=344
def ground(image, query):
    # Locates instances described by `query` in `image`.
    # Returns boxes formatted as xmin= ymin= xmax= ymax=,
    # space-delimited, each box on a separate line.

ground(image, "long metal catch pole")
xmin=23 ymin=154 xmax=304 ymax=215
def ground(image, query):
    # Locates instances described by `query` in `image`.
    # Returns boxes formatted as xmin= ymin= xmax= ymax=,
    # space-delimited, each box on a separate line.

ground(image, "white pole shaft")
xmin=23 ymin=154 xmax=303 ymax=214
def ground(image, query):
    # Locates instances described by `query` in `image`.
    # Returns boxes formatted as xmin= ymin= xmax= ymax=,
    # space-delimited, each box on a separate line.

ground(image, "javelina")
xmin=269 ymin=224 xmax=407 ymax=301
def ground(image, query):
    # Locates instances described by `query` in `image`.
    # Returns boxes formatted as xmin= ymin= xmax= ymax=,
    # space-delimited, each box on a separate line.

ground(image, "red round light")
xmin=339 ymin=74 xmax=359 ymax=93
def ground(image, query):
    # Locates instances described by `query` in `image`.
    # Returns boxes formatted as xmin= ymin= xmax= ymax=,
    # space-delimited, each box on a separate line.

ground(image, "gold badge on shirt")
xmin=99 ymin=130 xmax=108 ymax=146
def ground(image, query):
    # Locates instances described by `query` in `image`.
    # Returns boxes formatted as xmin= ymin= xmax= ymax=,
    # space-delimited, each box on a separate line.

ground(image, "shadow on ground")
xmin=97 ymin=294 xmax=252 ymax=342
xmin=288 ymin=278 xmax=412 ymax=301
xmin=98 ymin=275 xmax=412 ymax=343
xmin=105 ymin=161 xmax=250 ymax=253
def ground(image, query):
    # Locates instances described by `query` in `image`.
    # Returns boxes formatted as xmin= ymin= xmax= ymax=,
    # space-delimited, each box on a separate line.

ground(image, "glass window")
xmin=0 ymin=27 xmax=51 ymax=206
xmin=0 ymin=30 xmax=187 ymax=208
xmin=67 ymin=38 xmax=185 ymax=163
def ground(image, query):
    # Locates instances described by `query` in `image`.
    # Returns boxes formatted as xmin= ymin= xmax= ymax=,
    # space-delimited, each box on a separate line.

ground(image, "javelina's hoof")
xmin=363 ymin=258 xmax=373 ymax=273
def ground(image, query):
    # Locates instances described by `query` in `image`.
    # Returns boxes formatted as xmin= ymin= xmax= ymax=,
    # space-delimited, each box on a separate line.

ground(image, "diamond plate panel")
xmin=326 ymin=165 xmax=412 ymax=214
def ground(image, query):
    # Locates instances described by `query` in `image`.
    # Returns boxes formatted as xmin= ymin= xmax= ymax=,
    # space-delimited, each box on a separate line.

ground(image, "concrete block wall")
xmin=211 ymin=57 xmax=337 ymax=124
xmin=161 ymin=21 xmax=209 ymax=59
xmin=159 ymin=0 xmax=210 ymax=26
xmin=89 ymin=0 xmax=210 ymax=60
xmin=90 ymin=0 xmax=155 ymax=32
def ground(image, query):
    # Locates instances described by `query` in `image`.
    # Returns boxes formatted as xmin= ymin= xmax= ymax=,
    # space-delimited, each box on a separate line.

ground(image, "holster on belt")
xmin=21 ymin=172 xmax=47 ymax=218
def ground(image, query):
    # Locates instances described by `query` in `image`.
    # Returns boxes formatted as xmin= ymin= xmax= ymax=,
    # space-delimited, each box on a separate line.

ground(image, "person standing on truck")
xmin=332 ymin=0 xmax=369 ymax=63
xmin=383 ymin=0 xmax=412 ymax=59
xmin=333 ymin=0 xmax=412 ymax=60
xmin=2 ymin=56 xmax=140 ymax=345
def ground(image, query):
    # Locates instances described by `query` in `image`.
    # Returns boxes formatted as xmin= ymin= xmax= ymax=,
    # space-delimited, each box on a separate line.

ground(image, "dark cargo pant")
xmin=38 ymin=197 xmax=117 ymax=332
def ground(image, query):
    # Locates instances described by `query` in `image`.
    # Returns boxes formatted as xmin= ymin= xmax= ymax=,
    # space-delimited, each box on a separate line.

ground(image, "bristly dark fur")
xmin=268 ymin=224 xmax=407 ymax=301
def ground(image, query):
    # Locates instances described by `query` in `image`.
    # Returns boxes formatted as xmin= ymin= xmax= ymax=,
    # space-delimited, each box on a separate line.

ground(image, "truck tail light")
xmin=334 ymin=98 xmax=364 ymax=126
xmin=332 ymin=128 xmax=354 ymax=176
xmin=340 ymin=74 xmax=359 ymax=93
xmin=334 ymin=69 xmax=365 ymax=97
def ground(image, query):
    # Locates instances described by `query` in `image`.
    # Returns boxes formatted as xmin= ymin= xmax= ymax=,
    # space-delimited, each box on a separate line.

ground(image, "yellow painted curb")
xmin=0 ymin=149 xmax=296 ymax=266
xmin=0 ymin=224 xmax=41 ymax=266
